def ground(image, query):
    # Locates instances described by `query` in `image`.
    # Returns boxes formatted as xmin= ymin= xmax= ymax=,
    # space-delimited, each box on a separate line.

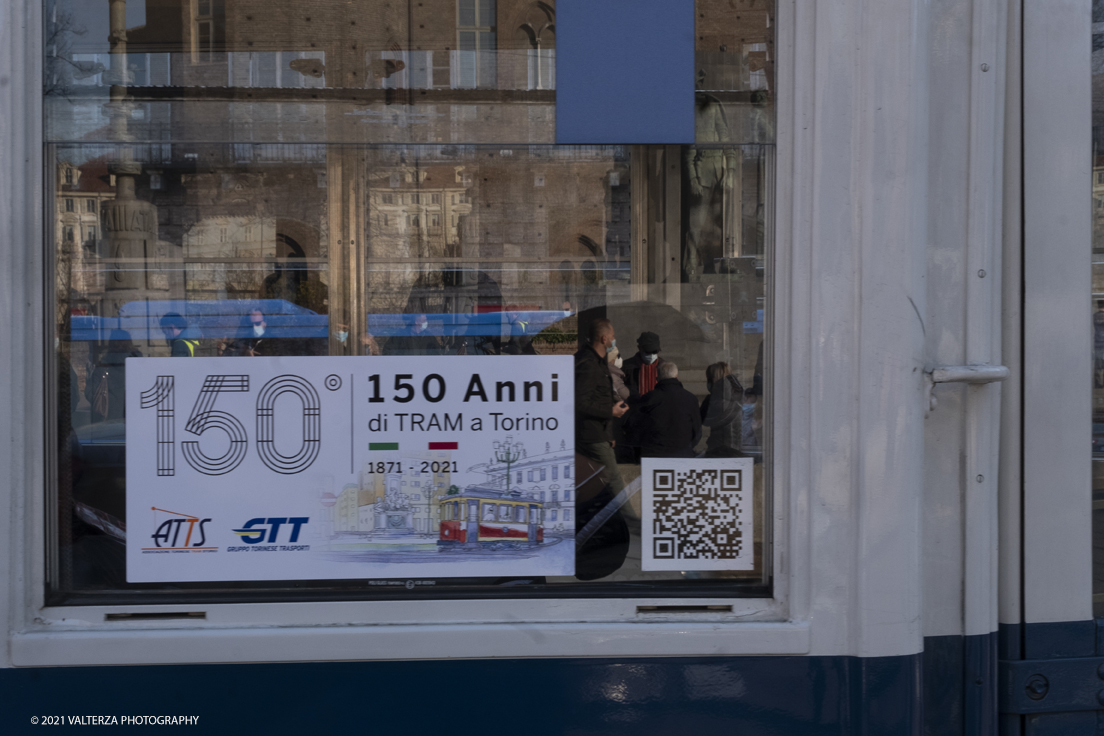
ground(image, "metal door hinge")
xmin=999 ymin=657 xmax=1104 ymax=714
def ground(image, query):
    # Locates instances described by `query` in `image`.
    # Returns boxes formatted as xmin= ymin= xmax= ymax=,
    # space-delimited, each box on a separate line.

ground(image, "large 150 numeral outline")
xmin=181 ymin=375 xmax=250 ymax=475
xmin=140 ymin=376 xmax=175 ymax=476
xmin=140 ymin=373 xmax=323 ymax=477
xmin=256 ymin=375 xmax=321 ymax=474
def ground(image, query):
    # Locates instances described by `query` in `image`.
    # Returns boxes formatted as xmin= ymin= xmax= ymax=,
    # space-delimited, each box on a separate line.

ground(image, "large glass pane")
xmin=46 ymin=0 xmax=774 ymax=604
xmin=1094 ymin=0 xmax=1104 ymax=616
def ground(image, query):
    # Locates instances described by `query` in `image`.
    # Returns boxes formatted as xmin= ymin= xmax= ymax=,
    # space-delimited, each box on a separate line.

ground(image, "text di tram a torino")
xmin=365 ymin=371 xmax=563 ymax=433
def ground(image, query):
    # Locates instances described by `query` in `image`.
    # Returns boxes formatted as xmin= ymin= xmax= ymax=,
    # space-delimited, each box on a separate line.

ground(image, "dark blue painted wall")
xmin=555 ymin=0 xmax=695 ymax=144
xmin=2 ymin=653 xmax=920 ymax=736
xmin=7 ymin=623 xmax=1102 ymax=736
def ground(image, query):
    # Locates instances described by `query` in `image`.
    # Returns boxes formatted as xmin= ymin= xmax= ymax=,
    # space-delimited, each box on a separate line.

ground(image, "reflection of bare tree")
xmin=45 ymin=9 xmax=92 ymax=98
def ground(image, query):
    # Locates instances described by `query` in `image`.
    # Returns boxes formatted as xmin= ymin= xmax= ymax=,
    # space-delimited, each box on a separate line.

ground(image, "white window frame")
xmin=1014 ymin=0 xmax=1094 ymax=628
xmin=0 ymin=0 xmax=941 ymax=668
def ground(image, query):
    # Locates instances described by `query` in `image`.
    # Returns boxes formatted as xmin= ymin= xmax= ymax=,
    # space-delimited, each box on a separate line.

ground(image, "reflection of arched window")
xmin=556 ymin=259 xmax=575 ymax=307
xmin=262 ymin=234 xmax=306 ymax=305
xmin=581 ymin=259 xmax=598 ymax=285
xmin=519 ymin=2 xmax=555 ymax=90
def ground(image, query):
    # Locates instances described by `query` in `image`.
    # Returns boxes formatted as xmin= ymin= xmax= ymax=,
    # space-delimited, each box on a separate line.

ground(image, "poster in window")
xmin=125 ymin=356 xmax=575 ymax=581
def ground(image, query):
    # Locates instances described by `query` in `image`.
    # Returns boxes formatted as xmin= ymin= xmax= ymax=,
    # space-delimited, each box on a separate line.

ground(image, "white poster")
xmin=125 ymin=356 xmax=575 ymax=582
xmin=641 ymin=457 xmax=754 ymax=571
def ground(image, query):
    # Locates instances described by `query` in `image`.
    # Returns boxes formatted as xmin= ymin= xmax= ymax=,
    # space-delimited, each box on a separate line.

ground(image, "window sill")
xmin=12 ymin=615 xmax=808 ymax=666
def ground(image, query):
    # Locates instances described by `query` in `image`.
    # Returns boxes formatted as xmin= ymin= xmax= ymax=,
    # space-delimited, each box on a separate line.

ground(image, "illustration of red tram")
xmin=438 ymin=488 xmax=544 ymax=548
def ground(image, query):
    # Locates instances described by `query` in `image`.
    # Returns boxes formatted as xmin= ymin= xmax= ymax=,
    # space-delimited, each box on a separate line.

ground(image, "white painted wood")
xmin=998 ymin=0 xmax=1023 ymax=628
xmin=1022 ymin=0 xmax=1094 ymax=626
xmin=962 ymin=0 xmax=1007 ymax=640
xmin=0 ymin=0 xmax=45 ymax=670
xmin=789 ymin=0 xmax=929 ymax=658
xmin=12 ymin=621 xmax=811 ymax=666
xmin=923 ymin=0 xmax=975 ymax=641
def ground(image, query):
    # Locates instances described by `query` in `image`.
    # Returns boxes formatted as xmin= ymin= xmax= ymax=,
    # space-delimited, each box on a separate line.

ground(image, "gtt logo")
xmin=233 ymin=517 xmax=309 ymax=544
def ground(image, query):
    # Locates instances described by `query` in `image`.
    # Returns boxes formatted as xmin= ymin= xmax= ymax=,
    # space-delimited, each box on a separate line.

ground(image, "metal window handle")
xmin=931 ymin=364 xmax=1010 ymax=384
xmin=926 ymin=363 xmax=1009 ymax=412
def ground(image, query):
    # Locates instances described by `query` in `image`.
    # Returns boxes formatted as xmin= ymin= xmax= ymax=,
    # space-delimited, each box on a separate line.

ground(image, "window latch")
xmin=926 ymin=363 xmax=1009 ymax=411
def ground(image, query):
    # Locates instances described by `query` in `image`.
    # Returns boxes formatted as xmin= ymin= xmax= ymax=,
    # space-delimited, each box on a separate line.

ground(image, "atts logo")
xmin=233 ymin=517 xmax=309 ymax=544
xmin=144 ymin=507 xmax=215 ymax=553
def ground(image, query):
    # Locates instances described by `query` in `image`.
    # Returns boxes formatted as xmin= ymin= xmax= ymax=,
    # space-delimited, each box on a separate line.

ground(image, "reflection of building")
xmin=56 ymin=160 xmax=112 ymax=299
xmin=468 ymin=439 xmax=574 ymax=533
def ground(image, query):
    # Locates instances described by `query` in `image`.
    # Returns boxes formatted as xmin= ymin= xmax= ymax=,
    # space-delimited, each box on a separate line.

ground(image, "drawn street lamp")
xmin=493 ymin=437 xmax=522 ymax=494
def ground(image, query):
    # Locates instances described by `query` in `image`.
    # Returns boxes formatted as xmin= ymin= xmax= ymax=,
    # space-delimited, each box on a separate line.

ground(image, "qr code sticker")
xmin=641 ymin=457 xmax=754 ymax=571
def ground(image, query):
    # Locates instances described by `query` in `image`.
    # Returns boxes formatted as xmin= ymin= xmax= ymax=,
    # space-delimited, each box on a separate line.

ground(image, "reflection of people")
xmin=1095 ymin=300 xmax=1104 ymax=388
xmin=225 ymin=309 xmax=286 ymax=357
xmin=621 ymin=331 xmax=666 ymax=401
xmin=386 ymin=314 xmax=444 ymax=355
xmin=159 ymin=313 xmax=198 ymax=357
xmin=335 ymin=313 xmax=381 ymax=356
xmin=86 ymin=330 xmax=141 ymax=422
xmin=574 ymin=318 xmax=628 ymax=495
xmin=700 ymin=362 xmax=744 ymax=456
xmin=635 ymin=362 xmax=702 ymax=458
xmin=607 ymin=346 xmax=630 ymax=402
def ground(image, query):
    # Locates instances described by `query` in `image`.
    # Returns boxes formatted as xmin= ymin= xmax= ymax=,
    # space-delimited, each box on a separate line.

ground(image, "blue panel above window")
xmin=556 ymin=0 xmax=695 ymax=144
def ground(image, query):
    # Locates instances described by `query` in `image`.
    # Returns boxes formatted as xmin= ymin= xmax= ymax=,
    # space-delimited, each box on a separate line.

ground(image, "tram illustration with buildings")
xmin=438 ymin=489 xmax=544 ymax=548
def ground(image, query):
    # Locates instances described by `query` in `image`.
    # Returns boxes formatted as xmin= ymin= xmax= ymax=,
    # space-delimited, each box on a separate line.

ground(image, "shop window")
xmin=44 ymin=0 xmax=774 ymax=607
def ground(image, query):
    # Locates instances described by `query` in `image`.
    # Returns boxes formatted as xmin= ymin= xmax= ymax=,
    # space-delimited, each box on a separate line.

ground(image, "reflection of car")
xmin=71 ymin=299 xmax=327 ymax=342
xmin=74 ymin=418 xmax=126 ymax=468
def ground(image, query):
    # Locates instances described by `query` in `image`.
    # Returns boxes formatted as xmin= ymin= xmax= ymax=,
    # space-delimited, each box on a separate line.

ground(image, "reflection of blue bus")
xmin=70 ymin=299 xmax=328 ymax=342
xmin=70 ymin=301 xmax=570 ymax=343
xmin=366 ymin=310 xmax=569 ymax=339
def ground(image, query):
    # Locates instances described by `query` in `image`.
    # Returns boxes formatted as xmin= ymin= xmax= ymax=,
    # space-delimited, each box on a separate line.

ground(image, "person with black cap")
xmin=621 ymin=330 xmax=667 ymax=402
xmin=159 ymin=313 xmax=199 ymax=357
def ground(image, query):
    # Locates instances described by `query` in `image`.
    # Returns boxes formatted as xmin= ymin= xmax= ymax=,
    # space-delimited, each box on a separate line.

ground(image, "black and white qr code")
xmin=650 ymin=467 xmax=745 ymax=561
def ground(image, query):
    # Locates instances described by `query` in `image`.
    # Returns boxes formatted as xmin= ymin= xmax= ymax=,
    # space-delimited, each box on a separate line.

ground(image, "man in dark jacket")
xmin=159 ymin=313 xmax=199 ymax=357
xmin=635 ymin=362 xmax=702 ymax=458
xmin=621 ymin=331 xmax=666 ymax=402
xmin=574 ymin=318 xmax=629 ymax=494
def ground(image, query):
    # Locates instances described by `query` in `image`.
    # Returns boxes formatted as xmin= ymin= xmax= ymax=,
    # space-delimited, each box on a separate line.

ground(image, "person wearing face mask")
xmin=607 ymin=345 xmax=635 ymax=463
xmin=574 ymin=318 xmax=629 ymax=494
xmin=606 ymin=346 xmax=630 ymax=402
xmin=332 ymin=313 xmax=381 ymax=356
xmin=226 ymin=309 xmax=273 ymax=357
xmin=574 ymin=318 xmax=632 ymax=579
xmin=385 ymin=313 xmax=444 ymax=355
xmin=621 ymin=331 xmax=667 ymax=402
